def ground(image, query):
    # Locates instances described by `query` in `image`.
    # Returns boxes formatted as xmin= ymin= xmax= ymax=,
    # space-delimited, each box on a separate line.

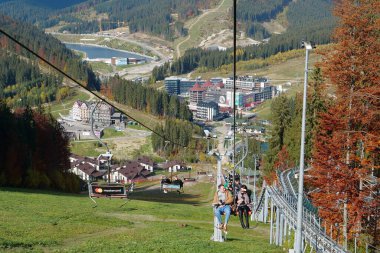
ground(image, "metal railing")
xmin=254 ymin=169 xmax=347 ymax=252
xmin=268 ymin=186 xmax=346 ymax=253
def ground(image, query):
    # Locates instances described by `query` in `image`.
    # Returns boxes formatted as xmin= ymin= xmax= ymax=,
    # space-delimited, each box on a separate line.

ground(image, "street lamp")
xmin=294 ymin=41 xmax=315 ymax=253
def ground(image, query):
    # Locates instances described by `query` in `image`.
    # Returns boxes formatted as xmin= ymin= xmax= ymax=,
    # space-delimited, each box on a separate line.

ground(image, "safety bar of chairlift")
xmin=161 ymin=184 xmax=181 ymax=190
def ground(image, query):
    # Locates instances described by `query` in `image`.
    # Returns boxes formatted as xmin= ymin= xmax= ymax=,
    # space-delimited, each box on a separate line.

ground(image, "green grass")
xmin=0 ymin=185 xmax=283 ymax=253
xmin=70 ymin=141 xmax=107 ymax=157
xmin=49 ymin=89 xmax=91 ymax=118
xmin=129 ymin=139 xmax=154 ymax=159
xmin=252 ymin=101 xmax=272 ymax=121
xmin=102 ymin=128 xmax=125 ymax=139
xmin=89 ymin=61 xmax=148 ymax=75
xmin=126 ymin=124 xmax=146 ymax=131
xmin=89 ymin=61 xmax=114 ymax=74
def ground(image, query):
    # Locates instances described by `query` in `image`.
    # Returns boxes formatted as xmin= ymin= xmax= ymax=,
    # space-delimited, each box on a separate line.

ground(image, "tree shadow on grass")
xmin=226 ymin=238 xmax=243 ymax=242
xmin=0 ymin=187 xmax=86 ymax=198
xmin=130 ymin=185 xmax=204 ymax=205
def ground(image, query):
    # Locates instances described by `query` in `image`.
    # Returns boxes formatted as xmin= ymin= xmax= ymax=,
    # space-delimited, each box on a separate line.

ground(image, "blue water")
xmin=64 ymin=43 xmax=150 ymax=61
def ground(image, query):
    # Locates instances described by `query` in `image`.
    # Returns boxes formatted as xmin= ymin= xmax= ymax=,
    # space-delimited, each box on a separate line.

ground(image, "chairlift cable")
xmin=0 ymin=28 xmax=192 ymax=149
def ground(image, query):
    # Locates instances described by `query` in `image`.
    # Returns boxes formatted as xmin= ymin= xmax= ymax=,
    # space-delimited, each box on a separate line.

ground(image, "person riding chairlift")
xmin=237 ymin=184 xmax=252 ymax=229
xmin=213 ymin=184 xmax=233 ymax=232
xmin=172 ymin=176 xmax=184 ymax=194
xmin=161 ymin=176 xmax=171 ymax=193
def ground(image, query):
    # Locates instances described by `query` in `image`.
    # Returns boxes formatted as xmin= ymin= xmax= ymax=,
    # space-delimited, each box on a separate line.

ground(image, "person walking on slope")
xmin=213 ymin=184 xmax=233 ymax=232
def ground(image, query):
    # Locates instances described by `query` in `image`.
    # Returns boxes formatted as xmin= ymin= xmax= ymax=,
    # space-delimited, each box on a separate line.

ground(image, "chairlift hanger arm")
xmin=91 ymin=101 xmax=110 ymax=153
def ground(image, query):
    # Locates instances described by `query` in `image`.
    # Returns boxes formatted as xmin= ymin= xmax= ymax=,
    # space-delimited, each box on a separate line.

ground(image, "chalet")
xmin=69 ymin=154 xmax=151 ymax=183
xmin=111 ymin=161 xmax=150 ymax=183
xmin=161 ymin=160 xmax=187 ymax=172
xmin=70 ymin=154 xmax=105 ymax=182
xmin=69 ymin=153 xmax=83 ymax=167
xmin=137 ymin=156 xmax=156 ymax=172
xmin=70 ymin=161 xmax=105 ymax=181
xmin=83 ymin=157 xmax=97 ymax=167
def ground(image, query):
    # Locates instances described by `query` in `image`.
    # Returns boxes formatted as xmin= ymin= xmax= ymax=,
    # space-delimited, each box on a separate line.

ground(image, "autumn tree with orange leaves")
xmin=308 ymin=0 xmax=380 ymax=247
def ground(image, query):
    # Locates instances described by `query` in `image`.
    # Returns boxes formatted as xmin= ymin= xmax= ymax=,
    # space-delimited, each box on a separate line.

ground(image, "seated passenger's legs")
xmin=223 ymin=205 xmax=231 ymax=224
xmin=214 ymin=207 xmax=223 ymax=224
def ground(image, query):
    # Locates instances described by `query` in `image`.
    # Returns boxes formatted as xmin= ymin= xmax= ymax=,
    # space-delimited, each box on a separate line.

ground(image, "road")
xmin=109 ymin=33 xmax=170 ymax=79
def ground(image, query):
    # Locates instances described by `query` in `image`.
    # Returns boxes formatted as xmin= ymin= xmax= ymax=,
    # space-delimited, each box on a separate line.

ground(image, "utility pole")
xmin=295 ymin=41 xmax=314 ymax=253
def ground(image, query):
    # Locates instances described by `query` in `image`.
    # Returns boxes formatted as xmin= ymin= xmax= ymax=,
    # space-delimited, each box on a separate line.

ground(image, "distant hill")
xmin=0 ymin=0 xmax=335 ymax=43
xmin=0 ymin=0 xmax=87 ymax=9
xmin=0 ymin=0 xmax=88 ymax=28
xmin=0 ymin=0 xmax=217 ymax=40
xmin=151 ymin=0 xmax=336 ymax=82
xmin=237 ymin=0 xmax=335 ymax=40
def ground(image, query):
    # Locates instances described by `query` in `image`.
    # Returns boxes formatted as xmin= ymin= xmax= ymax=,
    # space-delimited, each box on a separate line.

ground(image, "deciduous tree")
xmin=308 ymin=0 xmax=380 ymax=245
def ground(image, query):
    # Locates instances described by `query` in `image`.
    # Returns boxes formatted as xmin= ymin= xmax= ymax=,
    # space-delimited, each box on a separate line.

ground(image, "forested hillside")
xmin=152 ymin=118 xmax=205 ymax=161
xmin=0 ymin=52 xmax=62 ymax=108
xmin=237 ymin=0 xmax=291 ymax=38
xmin=101 ymin=76 xmax=193 ymax=121
xmin=237 ymin=0 xmax=335 ymax=39
xmin=0 ymin=102 xmax=79 ymax=192
xmin=0 ymin=0 xmax=216 ymax=40
xmin=0 ymin=0 xmax=86 ymax=8
xmin=0 ymin=0 xmax=87 ymax=27
xmin=0 ymin=15 xmax=99 ymax=109
xmin=0 ymin=0 xmax=335 ymax=43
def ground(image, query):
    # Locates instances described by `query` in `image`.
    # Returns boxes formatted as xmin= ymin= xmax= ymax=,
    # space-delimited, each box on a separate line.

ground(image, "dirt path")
xmin=176 ymin=0 xmax=228 ymax=57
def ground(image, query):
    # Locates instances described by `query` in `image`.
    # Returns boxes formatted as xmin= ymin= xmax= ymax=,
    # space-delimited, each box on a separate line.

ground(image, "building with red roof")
xmin=201 ymin=80 xmax=213 ymax=89
xmin=189 ymin=83 xmax=206 ymax=104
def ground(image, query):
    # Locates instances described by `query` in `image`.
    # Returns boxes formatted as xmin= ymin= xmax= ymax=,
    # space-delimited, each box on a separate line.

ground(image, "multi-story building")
xmin=223 ymin=76 xmax=269 ymax=90
xmin=253 ymin=86 xmax=276 ymax=102
xmin=164 ymin=77 xmax=206 ymax=95
xmin=204 ymin=90 xmax=227 ymax=105
xmin=164 ymin=77 xmax=181 ymax=95
xmin=72 ymin=101 xmax=90 ymax=121
xmin=180 ymin=79 xmax=205 ymax=94
xmin=241 ymin=86 xmax=277 ymax=107
xmin=196 ymin=101 xmax=219 ymax=121
xmin=88 ymin=102 xmax=113 ymax=125
xmin=210 ymin=78 xmax=224 ymax=85
xmin=189 ymin=83 xmax=206 ymax=104
xmin=226 ymin=91 xmax=244 ymax=107
xmin=72 ymin=101 xmax=113 ymax=125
